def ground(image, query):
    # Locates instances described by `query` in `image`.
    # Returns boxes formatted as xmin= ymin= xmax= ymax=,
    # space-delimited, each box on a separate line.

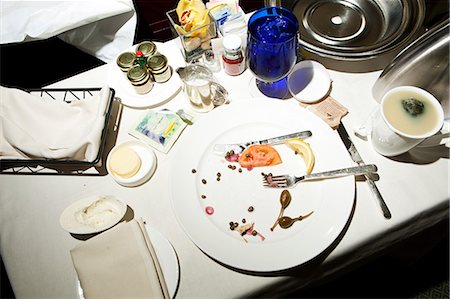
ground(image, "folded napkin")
xmin=70 ymin=218 xmax=170 ymax=299
xmin=0 ymin=86 xmax=110 ymax=161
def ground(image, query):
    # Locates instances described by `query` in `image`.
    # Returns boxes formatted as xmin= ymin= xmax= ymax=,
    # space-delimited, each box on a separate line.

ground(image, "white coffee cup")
xmin=370 ymin=86 xmax=445 ymax=156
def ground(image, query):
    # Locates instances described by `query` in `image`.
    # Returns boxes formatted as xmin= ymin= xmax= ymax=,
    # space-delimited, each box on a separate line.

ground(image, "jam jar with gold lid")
xmin=117 ymin=52 xmax=136 ymax=74
xmin=136 ymin=41 xmax=157 ymax=59
xmin=147 ymin=54 xmax=172 ymax=83
xmin=127 ymin=65 xmax=154 ymax=94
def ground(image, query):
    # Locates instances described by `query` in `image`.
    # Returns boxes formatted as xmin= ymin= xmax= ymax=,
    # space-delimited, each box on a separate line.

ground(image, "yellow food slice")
xmin=176 ymin=0 xmax=206 ymax=19
xmin=175 ymin=0 xmax=211 ymax=38
xmin=109 ymin=146 xmax=141 ymax=179
xmin=285 ymin=138 xmax=315 ymax=174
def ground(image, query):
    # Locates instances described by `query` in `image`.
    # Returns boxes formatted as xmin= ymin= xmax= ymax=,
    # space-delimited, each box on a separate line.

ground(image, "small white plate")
xmin=76 ymin=225 xmax=180 ymax=299
xmin=108 ymin=42 xmax=181 ymax=108
xmin=60 ymin=195 xmax=127 ymax=235
xmin=288 ymin=60 xmax=331 ymax=103
xmin=106 ymin=140 xmax=157 ymax=187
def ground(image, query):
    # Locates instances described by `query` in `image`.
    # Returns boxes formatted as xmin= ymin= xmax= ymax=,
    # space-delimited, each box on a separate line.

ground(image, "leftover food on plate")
xmin=238 ymin=144 xmax=282 ymax=170
xmin=222 ymin=137 xmax=315 ymax=174
xmin=284 ymin=138 xmax=315 ymax=175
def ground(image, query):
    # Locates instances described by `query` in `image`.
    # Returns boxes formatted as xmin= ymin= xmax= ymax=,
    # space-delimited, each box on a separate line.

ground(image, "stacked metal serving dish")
xmin=282 ymin=0 xmax=449 ymax=72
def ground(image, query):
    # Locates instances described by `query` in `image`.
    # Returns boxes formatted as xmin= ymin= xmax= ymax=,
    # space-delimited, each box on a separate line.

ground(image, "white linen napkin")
xmin=70 ymin=218 xmax=170 ymax=299
xmin=0 ymin=85 xmax=110 ymax=161
xmin=0 ymin=1 xmax=136 ymax=63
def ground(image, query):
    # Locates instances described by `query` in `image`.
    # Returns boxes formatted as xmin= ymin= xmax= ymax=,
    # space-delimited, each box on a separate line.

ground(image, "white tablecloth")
xmin=0 ymin=0 xmax=137 ymax=63
xmin=0 ymin=38 xmax=448 ymax=298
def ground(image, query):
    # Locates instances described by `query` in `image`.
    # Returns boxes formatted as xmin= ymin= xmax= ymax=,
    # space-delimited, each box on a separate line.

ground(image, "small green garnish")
xmin=402 ymin=98 xmax=424 ymax=116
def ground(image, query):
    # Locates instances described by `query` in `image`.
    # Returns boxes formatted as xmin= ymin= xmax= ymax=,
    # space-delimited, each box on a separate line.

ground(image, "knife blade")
xmin=337 ymin=124 xmax=392 ymax=219
xmin=213 ymin=130 xmax=312 ymax=156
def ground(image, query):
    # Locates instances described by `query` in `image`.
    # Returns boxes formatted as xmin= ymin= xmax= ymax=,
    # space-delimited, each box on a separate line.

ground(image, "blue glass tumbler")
xmin=247 ymin=7 xmax=299 ymax=99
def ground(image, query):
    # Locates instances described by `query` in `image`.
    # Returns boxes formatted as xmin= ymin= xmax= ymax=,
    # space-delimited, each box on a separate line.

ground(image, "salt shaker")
xmin=222 ymin=34 xmax=246 ymax=76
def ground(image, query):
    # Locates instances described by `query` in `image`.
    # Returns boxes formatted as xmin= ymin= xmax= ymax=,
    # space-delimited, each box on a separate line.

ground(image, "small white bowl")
xmin=106 ymin=140 xmax=157 ymax=187
xmin=288 ymin=60 xmax=331 ymax=103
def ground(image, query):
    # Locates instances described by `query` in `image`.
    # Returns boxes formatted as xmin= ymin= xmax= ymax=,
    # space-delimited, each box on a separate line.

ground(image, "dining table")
xmin=0 ymin=33 xmax=449 ymax=299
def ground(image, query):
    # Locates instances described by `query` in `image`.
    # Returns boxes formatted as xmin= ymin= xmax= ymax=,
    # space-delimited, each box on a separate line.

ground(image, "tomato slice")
xmin=239 ymin=145 xmax=282 ymax=169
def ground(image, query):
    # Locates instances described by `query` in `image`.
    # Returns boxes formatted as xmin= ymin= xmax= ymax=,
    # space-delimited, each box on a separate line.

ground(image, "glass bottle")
xmin=222 ymin=34 xmax=246 ymax=76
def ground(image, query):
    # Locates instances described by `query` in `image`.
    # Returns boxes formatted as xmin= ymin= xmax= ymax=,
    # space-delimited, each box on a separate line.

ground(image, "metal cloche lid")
xmin=117 ymin=52 xmax=136 ymax=68
xmin=127 ymin=65 xmax=148 ymax=82
xmin=147 ymin=54 xmax=167 ymax=71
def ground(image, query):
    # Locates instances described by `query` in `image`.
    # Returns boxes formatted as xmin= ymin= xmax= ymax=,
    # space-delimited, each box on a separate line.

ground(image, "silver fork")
xmin=262 ymin=164 xmax=378 ymax=188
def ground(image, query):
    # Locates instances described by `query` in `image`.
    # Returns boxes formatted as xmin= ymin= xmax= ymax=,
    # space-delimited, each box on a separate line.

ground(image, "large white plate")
xmin=170 ymin=99 xmax=355 ymax=272
xmin=108 ymin=42 xmax=181 ymax=108
xmin=77 ymin=225 xmax=180 ymax=298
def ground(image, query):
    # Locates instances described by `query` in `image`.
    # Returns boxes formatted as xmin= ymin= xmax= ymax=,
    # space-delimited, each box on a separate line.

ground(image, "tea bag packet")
xmin=129 ymin=109 xmax=189 ymax=153
xmin=70 ymin=218 xmax=169 ymax=299
xmin=299 ymin=96 xmax=348 ymax=129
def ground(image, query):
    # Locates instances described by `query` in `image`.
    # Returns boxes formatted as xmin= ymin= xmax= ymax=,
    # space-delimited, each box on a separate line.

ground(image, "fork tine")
xmin=263 ymin=183 xmax=287 ymax=187
xmin=262 ymin=178 xmax=288 ymax=187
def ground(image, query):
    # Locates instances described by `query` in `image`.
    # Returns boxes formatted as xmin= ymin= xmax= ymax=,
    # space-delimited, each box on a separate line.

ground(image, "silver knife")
xmin=213 ymin=130 xmax=312 ymax=156
xmin=337 ymin=124 xmax=392 ymax=219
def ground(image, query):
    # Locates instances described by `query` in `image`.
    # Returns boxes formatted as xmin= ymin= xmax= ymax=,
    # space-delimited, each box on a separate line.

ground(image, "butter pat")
xmin=109 ymin=146 xmax=141 ymax=178
xmin=107 ymin=140 xmax=157 ymax=187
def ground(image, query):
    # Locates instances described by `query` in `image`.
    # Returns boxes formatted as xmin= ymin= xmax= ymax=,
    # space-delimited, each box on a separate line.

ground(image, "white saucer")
xmin=76 ymin=225 xmax=180 ymax=298
xmin=106 ymin=140 xmax=157 ymax=187
xmin=288 ymin=60 xmax=331 ymax=103
xmin=108 ymin=42 xmax=181 ymax=108
xmin=60 ymin=195 xmax=127 ymax=235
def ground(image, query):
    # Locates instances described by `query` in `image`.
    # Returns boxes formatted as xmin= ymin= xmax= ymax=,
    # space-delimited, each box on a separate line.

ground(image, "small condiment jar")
xmin=116 ymin=52 xmax=136 ymax=74
xmin=136 ymin=41 xmax=157 ymax=59
xmin=127 ymin=65 xmax=154 ymax=94
xmin=147 ymin=54 xmax=172 ymax=83
xmin=222 ymin=34 xmax=246 ymax=76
